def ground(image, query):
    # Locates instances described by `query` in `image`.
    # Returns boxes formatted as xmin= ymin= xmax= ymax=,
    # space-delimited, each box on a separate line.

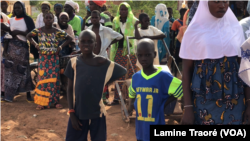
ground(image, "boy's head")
xmin=136 ymin=38 xmax=156 ymax=69
xmin=167 ymin=7 xmax=173 ymax=18
xmin=1 ymin=1 xmax=9 ymax=12
xmin=91 ymin=10 xmax=101 ymax=25
xmin=78 ymin=30 xmax=96 ymax=55
xmin=139 ymin=13 xmax=150 ymax=29
xmin=179 ymin=8 xmax=187 ymax=17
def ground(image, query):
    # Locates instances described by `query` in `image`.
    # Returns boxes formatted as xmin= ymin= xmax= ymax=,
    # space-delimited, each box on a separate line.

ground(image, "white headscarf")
xmin=155 ymin=3 xmax=169 ymax=31
xmin=179 ymin=1 xmax=245 ymax=60
xmin=65 ymin=0 xmax=79 ymax=13
xmin=85 ymin=0 xmax=89 ymax=7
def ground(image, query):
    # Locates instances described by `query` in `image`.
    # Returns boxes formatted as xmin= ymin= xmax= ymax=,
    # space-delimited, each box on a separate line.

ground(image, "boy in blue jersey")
xmin=128 ymin=38 xmax=183 ymax=141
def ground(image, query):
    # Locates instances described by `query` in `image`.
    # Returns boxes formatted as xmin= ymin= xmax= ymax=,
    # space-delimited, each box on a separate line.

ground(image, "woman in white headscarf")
xmin=150 ymin=3 xmax=170 ymax=63
xmin=180 ymin=1 xmax=250 ymax=125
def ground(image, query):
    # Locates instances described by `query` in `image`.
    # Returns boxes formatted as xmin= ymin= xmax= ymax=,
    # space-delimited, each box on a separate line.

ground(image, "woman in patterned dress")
xmin=110 ymin=2 xmax=139 ymax=105
xmin=180 ymin=1 xmax=250 ymax=125
xmin=27 ymin=11 xmax=72 ymax=110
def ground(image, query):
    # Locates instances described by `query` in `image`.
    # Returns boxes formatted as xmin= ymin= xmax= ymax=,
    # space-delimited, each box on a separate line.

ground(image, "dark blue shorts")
xmin=65 ymin=115 xmax=106 ymax=141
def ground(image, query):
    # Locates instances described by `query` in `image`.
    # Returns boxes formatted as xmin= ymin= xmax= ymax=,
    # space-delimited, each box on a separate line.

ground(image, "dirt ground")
xmin=1 ymin=56 xmax=182 ymax=141
xmin=1 ymin=91 xmax=137 ymax=141
xmin=1 ymin=90 xmax=182 ymax=141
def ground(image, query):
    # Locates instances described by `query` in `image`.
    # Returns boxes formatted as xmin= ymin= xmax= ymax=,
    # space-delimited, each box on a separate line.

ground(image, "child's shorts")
xmin=65 ymin=115 xmax=107 ymax=141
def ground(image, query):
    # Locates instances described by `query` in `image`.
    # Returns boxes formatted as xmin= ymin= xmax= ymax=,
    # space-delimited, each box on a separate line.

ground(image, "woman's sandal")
xmin=36 ymin=105 xmax=45 ymax=110
xmin=55 ymin=104 xmax=63 ymax=109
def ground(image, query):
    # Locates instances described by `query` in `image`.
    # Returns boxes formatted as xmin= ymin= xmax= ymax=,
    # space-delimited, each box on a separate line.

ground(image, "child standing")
xmin=134 ymin=13 xmax=165 ymax=69
xmin=128 ymin=38 xmax=183 ymax=141
xmin=64 ymin=30 xmax=126 ymax=141
xmin=171 ymin=8 xmax=187 ymax=76
xmin=88 ymin=10 xmax=123 ymax=105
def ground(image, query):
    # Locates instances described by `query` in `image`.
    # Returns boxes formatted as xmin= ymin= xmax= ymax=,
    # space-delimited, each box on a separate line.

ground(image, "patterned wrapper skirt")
xmin=114 ymin=48 xmax=138 ymax=100
xmin=191 ymin=56 xmax=246 ymax=125
xmin=4 ymin=39 xmax=34 ymax=101
xmin=34 ymin=54 xmax=60 ymax=108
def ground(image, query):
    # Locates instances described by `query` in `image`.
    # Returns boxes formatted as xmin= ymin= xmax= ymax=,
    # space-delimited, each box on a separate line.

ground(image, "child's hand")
xmin=56 ymin=46 xmax=62 ymax=55
xmin=35 ymin=44 xmax=40 ymax=50
xmin=70 ymin=113 xmax=82 ymax=130
xmin=134 ymin=21 xmax=140 ymax=27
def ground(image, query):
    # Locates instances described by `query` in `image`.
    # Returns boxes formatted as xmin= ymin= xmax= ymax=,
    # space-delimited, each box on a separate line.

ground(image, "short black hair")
xmin=179 ymin=8 xmax=187 ymax=14
xmin=91 ymin=10 xmax=100 ymax=17
xmin=139 ymin=13 xmax=149 ymax=22
xmin=167 ymin=7 xmax=173 ymax=10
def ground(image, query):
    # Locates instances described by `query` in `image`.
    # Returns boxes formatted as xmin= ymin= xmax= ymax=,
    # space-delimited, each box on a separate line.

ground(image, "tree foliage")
xmin=125 ymin=0 xmax=179 ymax=18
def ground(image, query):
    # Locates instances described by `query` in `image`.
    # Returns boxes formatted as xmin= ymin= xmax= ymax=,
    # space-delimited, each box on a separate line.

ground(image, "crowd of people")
xmin=1 ymin=0 xmax=250 ymax=141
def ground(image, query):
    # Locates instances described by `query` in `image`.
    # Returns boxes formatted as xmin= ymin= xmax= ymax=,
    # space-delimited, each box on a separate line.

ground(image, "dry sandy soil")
xmin=1 ymin=57 xmax=182 ymax=141
xmin=1 ymin=90 xmax=181 ymax=141
xmin=1 ymin=91 xmax=137 ymax=141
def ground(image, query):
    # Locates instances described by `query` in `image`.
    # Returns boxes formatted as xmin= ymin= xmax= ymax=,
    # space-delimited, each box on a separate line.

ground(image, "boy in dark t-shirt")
xmin=64 ymin=30 xmax=127 ymax=141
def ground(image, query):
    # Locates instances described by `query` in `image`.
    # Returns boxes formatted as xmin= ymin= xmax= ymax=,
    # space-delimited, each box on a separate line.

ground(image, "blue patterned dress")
xmin=191 ymin=56 xmax=246 ymax=125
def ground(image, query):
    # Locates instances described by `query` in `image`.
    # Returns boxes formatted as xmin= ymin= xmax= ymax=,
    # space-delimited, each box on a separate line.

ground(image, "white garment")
xmin=88 ymin=24 xmax=123 ymax=58
xmin=155 ymin=3 xmax=169 ymax=31
xmin=239 ymin=39 xmax=250 ymax=87
xmin=135 ymin=26 xmax=163 ymax=69
xmin=65 ymin=0 xmax=79 ymax=13
xmin=9 ymin=18 xmax=27 ymax=42
xmin=120 ymin=22 xmax=127 ymax=34
xmin=179 ymin=0 xmax=245 ymax=60
xmin=35 ymin=13 xmax=58 ymax=28
xmin=239 ymin=17 xmax=250 ymax=40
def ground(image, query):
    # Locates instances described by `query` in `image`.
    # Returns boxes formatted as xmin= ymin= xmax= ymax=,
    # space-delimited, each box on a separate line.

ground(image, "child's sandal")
xmin=55 ymin=104 xmax=63 ymax=109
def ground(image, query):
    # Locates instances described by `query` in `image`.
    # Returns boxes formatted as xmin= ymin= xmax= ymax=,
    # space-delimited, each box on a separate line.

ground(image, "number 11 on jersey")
xmin=136 ymin=94 xmax=155 ymax=122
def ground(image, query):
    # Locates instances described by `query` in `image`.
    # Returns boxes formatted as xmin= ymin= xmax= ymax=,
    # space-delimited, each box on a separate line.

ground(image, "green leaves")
xmin=108 ymin=1 xmax=179 ymax=19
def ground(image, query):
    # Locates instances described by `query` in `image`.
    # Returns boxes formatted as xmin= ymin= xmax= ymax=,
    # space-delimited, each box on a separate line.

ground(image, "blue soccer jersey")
xmin=129 ymin=66 xmax=183 ymax=141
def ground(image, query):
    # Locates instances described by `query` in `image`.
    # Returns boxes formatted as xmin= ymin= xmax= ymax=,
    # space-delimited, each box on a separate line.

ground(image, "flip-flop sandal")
xmin=1 ymin=100 xmax=5 ymax=103
xmin=36 ymin=105 xmax=44 ymax=110
xmin=26 ymin=98 xmax=34 ymax=103
xmin=55 ymin=104 xmax=63 ymax=109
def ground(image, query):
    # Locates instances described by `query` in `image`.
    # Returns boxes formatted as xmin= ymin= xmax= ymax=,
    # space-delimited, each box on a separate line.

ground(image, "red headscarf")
xmin=88 ymin=0 xmax=106 ymax=7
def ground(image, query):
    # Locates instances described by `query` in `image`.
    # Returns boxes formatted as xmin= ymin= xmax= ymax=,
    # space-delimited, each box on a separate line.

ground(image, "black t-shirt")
xmin=64 ymin=56 xmax=127 ymax=120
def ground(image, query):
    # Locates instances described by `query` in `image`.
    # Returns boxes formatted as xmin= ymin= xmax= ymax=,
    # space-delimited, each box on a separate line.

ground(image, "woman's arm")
xmin=11 ymin=30 xmax=29 ymax=37
xmin=26 ymin=32 xmax=39 ymax=50
xmin=60 ymin=35 xmax=73 ymax=48
xmin=181 ymin=59 xmax=195 ymax=125
xmin=143 ymin=34 xmax=166 ymax=40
